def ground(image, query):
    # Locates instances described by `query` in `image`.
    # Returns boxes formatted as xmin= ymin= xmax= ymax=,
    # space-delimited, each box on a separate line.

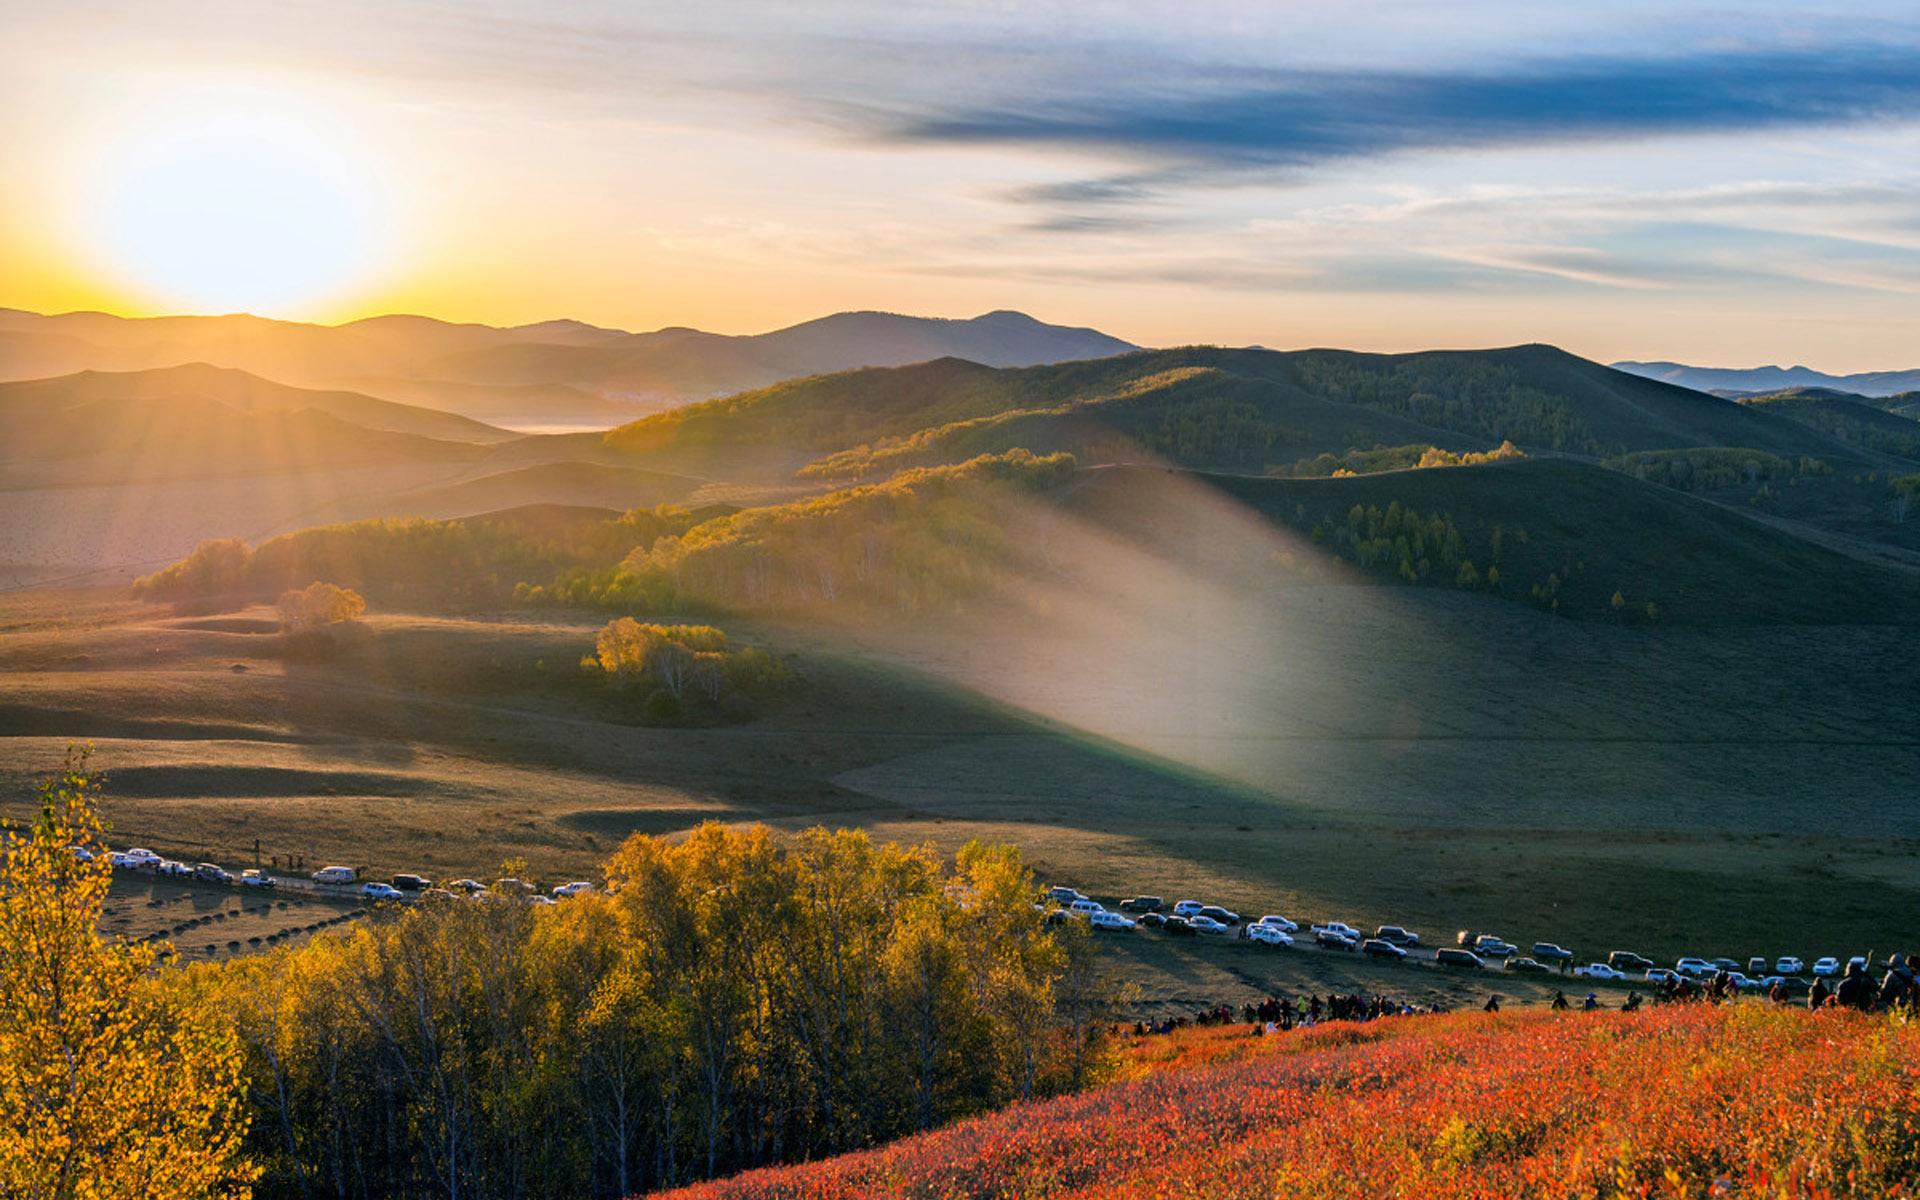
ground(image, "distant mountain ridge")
xmin=0 ymin=307 xmax=1138 ymax=427
xmin=1613 ymin=359 xmax=1920 ymax=398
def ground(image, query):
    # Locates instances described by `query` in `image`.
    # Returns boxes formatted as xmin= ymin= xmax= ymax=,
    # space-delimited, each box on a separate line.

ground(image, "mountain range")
xmin=0 ymin=307 xmax=1137 ymax=428
xmin=1613 ymin=359 xmax=1920 ymax=398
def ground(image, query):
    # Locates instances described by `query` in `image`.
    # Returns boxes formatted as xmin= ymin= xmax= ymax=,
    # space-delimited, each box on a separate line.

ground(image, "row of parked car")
xmin=314 ymin=868 xmax=597 ymax=905
xmin=97 ymin=846 xmax=276 ymax=888
xmin=1043 ymin=888 xmax=1872 ymax=988
xmin=92 ymin=846 xmax=596 ymax=907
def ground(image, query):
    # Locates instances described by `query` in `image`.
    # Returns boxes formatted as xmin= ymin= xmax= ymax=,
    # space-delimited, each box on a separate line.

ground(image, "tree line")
xmin=522 ymin=449 xmax=1078 ymax=616
xmin=1278 ymin=440 xmax=1525 ymax=479
xmin=6 ymin=757 xmax=1119 ymax=1200
xmin=1601 ymin=446 xmax=1830 ymax=495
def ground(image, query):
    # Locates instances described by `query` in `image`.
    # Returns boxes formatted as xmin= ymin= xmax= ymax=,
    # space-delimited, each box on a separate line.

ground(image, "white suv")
xmin=1248 ymin=924 xmax=1293 ymax=948
xmin=362 ymin=882 xmax=404 ymax=901
xmin=1089 ymin=911 xmax=1135 ymax=931
xmin=1068 ymin=898 xmax=1106 ymax=917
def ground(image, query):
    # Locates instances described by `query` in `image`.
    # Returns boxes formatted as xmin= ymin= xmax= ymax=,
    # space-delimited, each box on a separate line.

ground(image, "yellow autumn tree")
xmin=0 ymin=749 xmax=254 ymax=1199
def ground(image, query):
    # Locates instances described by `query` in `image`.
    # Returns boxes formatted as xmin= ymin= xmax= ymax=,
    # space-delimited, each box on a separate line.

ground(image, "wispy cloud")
xmin=882 ymin=46 xmax=1920 ymax=203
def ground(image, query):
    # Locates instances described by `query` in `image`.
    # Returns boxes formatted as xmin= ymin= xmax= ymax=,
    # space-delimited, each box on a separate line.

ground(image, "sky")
xmin=4 ymin=1 xmax=1920 ymax=368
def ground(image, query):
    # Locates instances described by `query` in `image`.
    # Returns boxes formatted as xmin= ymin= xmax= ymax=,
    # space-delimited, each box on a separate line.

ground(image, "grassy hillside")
xmin=664 ymin=1006 xmax=1920 ymax=1200
xmin=1178 ymin=458 xmax=1920 ymax=623
xmin=609 ymin=344 xmax=1859 ymax=477
xmin=0 ymin=396 xmax=486 ymax=486
xmin=381 ymin=461 xmax=704 ymax=519
xmin=132 ymin=451 xmax=1920 ymax=626
xmin=1739 ymin=388 xmax=1920 ymax=462
xmin=796 ymin=366 xmax=1476 ymax=480
xmin=0 ymin=362 xmax=513 ymax=443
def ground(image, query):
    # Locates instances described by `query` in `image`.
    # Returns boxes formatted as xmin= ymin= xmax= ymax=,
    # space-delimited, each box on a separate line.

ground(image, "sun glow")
xmin=83 ymin=102 xmax=392 ymax=315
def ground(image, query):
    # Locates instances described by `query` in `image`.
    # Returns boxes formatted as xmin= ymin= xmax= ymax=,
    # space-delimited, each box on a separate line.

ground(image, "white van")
xmin=310 ymin=865 xmax=357 ymax=885
xmin=1068 ymin=898 xmax=1105 ymax=917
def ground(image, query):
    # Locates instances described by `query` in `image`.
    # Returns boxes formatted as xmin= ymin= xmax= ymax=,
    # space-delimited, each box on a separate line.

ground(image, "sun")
xmin=88 ymin=105 xmax=388 ymax=316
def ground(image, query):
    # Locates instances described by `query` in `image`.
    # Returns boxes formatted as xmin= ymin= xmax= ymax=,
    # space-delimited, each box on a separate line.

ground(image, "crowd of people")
xmin=1132 ymin=954 xmax=1920 ymax=1038
xmin=1651 ymin=953 xmax=1920 ymax=1011
xmin=1132 ymin=991 xmax=1442 ymax=1037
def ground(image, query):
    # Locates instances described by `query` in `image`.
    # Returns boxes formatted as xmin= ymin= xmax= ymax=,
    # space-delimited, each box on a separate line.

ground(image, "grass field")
xmin=4 ymin=553 xmax=1916 ymax=1011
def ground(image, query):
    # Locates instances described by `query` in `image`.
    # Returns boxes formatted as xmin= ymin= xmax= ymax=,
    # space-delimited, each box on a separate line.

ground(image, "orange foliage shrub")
xmin=660 ymin=1005 xmax=1920 ymax=1200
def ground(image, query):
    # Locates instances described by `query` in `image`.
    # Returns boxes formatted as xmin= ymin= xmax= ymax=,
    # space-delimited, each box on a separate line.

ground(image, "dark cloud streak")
xmin=887 ymin=46 xmax=1920 ymax=184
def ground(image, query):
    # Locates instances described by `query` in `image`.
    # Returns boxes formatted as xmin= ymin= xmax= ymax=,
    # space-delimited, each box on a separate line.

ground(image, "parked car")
xmin=1608 ymin=951 xmax=1655 ymax=972
xmin=1645 ymin=968 xmax=1681 ymax=985
xmin=1747 ymin=957 xmax=1769 ymax=976
xmin=1435 ymin=948 xmax=1485 ymax=969
xmin=158 ymin=859 xmax=193 ymax=877
xmin=1163 ymin=915 xmax=1196 ymax=937
xmin=1361 ymin=938 xmax=1406 ymax=960
xmin=392 ymin=873 xmax=431 ymax=892
xmin=1140 ymin=912 xmax=1169 ymax=928
xmin=1316 ymin=929 xmax=1359 ymax=951
xmin=310 ymin=865 xmax=357 ymax=885
xmin=1311 ymin=921 xmax=1362 ymax=941
xmin=1710 ymin=957 xmax=1742 ymax=973
xmin=70 ymin=845 xmax=96 ymax=863
xmin=1674 ymin=957 xmax=1716 ymax=978
xmin=196 ymin=862 xmax=234 ymax=884
xmin=1577 ymin=963 xmax=1627 ymax=981
xmin=1473 ymin=935 xmax=1516 ymax=958
xmin=1119 ymin=896 xmax=1164 ymax=913
xmin=1172 ymin=900 xmax=1206 ymax=917
xmin=240 ymin=869 xmax=275 ymax=888
xmin=1253 ymin=914 xmax=1299 ymax=933
xmin=1198 ymin=905 xmax=1240 ymax=926
xmin=1776 ymin=956 xmax=1806 ymax=975
xmin=420 ymin=888 xmax=456 ymax=902
xmin=1089 ymin=911 xmax=1136 ymax=931
xmin=1532 ymin=941 xmax=1574 ymax=961
xmin=1812 ymin=956 xmax=1840 ymax=977
xmin=552 ymin=881 xmax=594 ymax=898
xmin=1505 ymin=957 xmax=1551 ymax=974
xmin=1188 ymin=915 xmax=1230 ymax=936
xmin=494 ymin=878 xmax=535 ymax=895
xmin=123 ymin=847 xmax=161 ymax=868
xmin=110 ymin=852 xmax=139 ymax=869
xmin=362 ymin=882 xmax=404 ymax=901
xmin=1247 ymin=924 xmax=1293 ymax=948
xmin=1374 ymin=925 xmax=1420 ymax=946
xmin=1847 ymin=955 xmax=1869 ymax=973
xmin=446 ymin=878 xmax=486 ymax=894
xmin=1069 ymin=898 xmax=1106 ymax=917
xmin=1047 ymin=885 xmax=1086 ymax=903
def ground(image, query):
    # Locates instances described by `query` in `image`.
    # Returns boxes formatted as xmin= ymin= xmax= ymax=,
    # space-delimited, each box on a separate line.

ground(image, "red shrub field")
xmin=661 ymin=1005 xmax=1920 ymax=1199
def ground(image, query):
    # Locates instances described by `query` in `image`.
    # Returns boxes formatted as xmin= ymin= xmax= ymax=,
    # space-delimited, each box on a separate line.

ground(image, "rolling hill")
xmin=609 ymin=343 xmax=1876 ymax=475
xmin=1614 ymin=357 xmax=1920 ymax=398
xmin=0 ymin=362 xmax=516 ymax=445
xmin=0 ymin=307 xmax=1137 ymax=427
xmin=377 ymin=461 xmax=704 ymax=519
xmin=1736 ymin=387 xmax=1920 ymax=461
